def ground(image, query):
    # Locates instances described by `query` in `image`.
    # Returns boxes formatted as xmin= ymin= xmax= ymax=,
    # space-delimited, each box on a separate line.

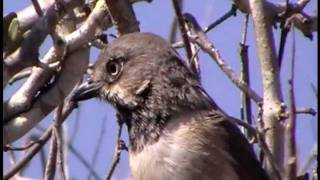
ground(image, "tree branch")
xmin=3 ymin=98 xmax=76 ymax=180
xmin=3 ymin=0 xmax=111 ymax=145
xmin=249 ymin=0 xmax=285 ymax=178
xmin=105 ymin=0 xmax=140 ymax=35
xmin=232 ymin=0 xmax=317 ymax=39
xmin=182 ymin=13 xmax=263 ymax=103
xmin=239 ymin=13 xmax=254 ymax=140
xmin=106 ymin=114 xmax=128 ymax=180
xmin=284 ymin=25 xmax=297 ymax=180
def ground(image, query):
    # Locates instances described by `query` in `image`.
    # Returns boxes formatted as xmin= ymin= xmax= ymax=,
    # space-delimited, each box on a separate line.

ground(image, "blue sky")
xmin=4 ymin=0 xmax=317 ymax=179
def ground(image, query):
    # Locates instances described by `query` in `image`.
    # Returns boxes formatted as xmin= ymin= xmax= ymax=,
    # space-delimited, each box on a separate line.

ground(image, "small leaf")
xmin=4 ymin=16 xmax=24 ymax=56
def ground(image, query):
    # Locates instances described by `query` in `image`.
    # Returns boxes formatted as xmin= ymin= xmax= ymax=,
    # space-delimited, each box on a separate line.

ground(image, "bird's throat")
xmin=118 ymin=106 xmax=169 ymax=154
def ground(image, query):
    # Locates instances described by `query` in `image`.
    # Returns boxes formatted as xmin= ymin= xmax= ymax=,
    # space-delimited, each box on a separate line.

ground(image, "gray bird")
xmin=73 ymin=32 xmax=269 ymax=180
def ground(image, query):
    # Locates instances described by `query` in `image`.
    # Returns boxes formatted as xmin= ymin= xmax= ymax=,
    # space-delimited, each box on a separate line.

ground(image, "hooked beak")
xmin=72 ymin=78 xmax=103 ymax=102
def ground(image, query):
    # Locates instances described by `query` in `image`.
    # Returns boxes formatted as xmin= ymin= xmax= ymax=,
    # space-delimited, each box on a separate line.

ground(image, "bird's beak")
xmin=72 ymin=78 xmax=103 ymax=102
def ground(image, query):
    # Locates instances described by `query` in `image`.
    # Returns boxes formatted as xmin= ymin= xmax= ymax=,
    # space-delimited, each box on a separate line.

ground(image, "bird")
xmin=72 ymin=32 xmax=269 ymax=180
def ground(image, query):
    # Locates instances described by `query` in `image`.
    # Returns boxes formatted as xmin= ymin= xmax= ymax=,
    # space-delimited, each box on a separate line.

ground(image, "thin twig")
xmin=4 ymin=141 xmax=38 ymax=152
xmin=44 ymin=133 xmax=58 ymax=180
xmin=171 ymin=0 xmax=193 ymax=64
xmin=69 ymin=107 xmax=81 ymax=144
xmin=298 ymin=144 xmax=317 ymax=175
xmin=106 ymin=114 xmax=127 ymax=180
xmin=38 ymin=143 xmax=47 ymax=177
xmin=68 ymin=143 xmax=101 ymax=180
xmin=8 ymin=151 xmax=17 ymax=169
xmin=31 ymin=0 xmax=44 ymax=17
xmin=228 ymin=111 xmax=284 ymax=180
xmin=4 ymin=128 xmax=53 ymax=180
xmin=296 ymin=108 xmax=316 ymax=116
xmin=284 ymin=24 xmax=297 ymax=180
xmin=182 ymin=13 xmax=263 ymax=103
xmin=239 ymin=13 xmax=253 ymax=141
xmin=204 ymin=5 xmax=237 ymax=33
xmin=172 ymin=5 xmax=237 ymax=49
xmin=184 ymin=17 xmax=201 ymax=77
xmin=169 ymin=0 xmax=183 ymax=43
xmin=277 ymin=0 xmax=290 ymax=69
xmin=87 ymin=115 xmax=107 ymax=180
xmin=310 ymin=83 xmax=317 ymax=98
xmin=3 ymin=98 xmax=76 ymax=180
xmin=54 ymin=105 xmax=67 ymax=180
xmin=8 ymin=68 xmax=33 ymax=85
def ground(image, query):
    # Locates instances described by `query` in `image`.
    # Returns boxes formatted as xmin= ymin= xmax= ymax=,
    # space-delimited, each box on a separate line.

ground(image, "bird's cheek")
xmin=106 ymin=84 xmax=140 ymax=110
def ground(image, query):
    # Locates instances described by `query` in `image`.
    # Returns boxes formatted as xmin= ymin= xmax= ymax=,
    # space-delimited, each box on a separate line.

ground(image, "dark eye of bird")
xmin=107 ymin=61 xmax=120 ymax=76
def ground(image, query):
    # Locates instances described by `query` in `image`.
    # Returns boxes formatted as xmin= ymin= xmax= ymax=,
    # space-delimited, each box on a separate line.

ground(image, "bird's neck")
xmin=118 ymin=84 xmax=218 ymax=154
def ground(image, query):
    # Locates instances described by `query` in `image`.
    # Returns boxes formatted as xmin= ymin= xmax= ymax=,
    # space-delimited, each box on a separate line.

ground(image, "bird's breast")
xmin=128 ymin=113 xmax=240 ymax=180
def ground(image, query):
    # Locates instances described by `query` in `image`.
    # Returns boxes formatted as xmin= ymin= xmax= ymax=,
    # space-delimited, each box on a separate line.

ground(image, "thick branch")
xmin=3 ymin=99 xmax=76 ymax=180
xmin=16 ymin=0 xmax=84 ymax=31
xmin=4 ymin=5 xmax=59 ymax=88
xmin=249 ymin=0 xmax=285 ymax=178
xmin=105 ymin=0 xmax=140 ymax=35
xmin=3 ymin=47 xmax=89 ymax=145
xmin=3 ymin=0 xmax=112 ymax=145
xmin=232 ymin=0 xmax=317 ymax=39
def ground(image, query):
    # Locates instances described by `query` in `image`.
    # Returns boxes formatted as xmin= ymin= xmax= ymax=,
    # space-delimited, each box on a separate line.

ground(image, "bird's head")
xmin=73 ymin=32 xmax=207 ymax=111
xmin=73 ymin=32 xmax=218 ymax=150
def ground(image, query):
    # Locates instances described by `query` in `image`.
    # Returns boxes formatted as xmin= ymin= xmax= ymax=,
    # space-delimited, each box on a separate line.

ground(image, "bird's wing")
xmin=204 ymin=111 xmax=270 ymax=180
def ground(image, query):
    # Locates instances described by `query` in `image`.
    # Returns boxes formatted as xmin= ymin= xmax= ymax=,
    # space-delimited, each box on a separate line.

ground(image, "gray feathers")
xmin=74 ymin=32 xmax=269 ymax=180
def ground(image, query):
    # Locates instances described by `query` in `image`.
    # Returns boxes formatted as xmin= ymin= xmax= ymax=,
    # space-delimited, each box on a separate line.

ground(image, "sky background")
xmin=3 ymin=0 xmax=318 ymax=179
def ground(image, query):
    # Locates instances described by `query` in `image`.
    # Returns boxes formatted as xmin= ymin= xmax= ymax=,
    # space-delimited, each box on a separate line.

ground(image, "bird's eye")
xmin=106 ymin=61 xmax=121 ymax=77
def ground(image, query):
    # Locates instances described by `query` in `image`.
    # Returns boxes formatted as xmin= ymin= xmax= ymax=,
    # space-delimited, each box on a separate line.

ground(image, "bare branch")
xmin=105 ymin=0 xmax=140 ymax=35
xmin=44 ymin=133 xmax=58 ymax=180
xmin=16 ymin=0 xmax=84 ymax=31
xmin=277 ymin=0 xmax=290 ymax=69
xmin=284 ymin=25 xmax=297 ymax=180
xmin=172 ymin=5 xmax=237 ymax=49
xmin=232 ymin=0 xmax=317 ymax=39
xmin=4 ymin=5 xmax=59 ymax=88
xmin=106 ymin=114 xmax=127 ymax=180
xmin=4 ymin=142 xmax=37 ymax=152
xmin=204 ymin=5 xmax=237 ymax=33
xmin=310 ymin=83 xmax=317 ymax=98
xmin=182 ymin=13 xmax=263 ymax=103
xmin=3 ymin=47 xmax=89 ymax=145
xmin=249 ymin=1 xmax=285 ymax=178
xmin=3 ymin=0 xmax=112 ymax=145
xmin=31 ymin=0 xmax=44 ymax=17
xmin=172 ymin=0 xmax=193 ymax=65
xmin=239 ymin=13 xmax=253 ymax=140
xmin=3 ymin=98 xmax=76 ymax=180
xmin=296 ymin=108 xmax=316 ymax=116
xmin=298 ymin=144 xmax=317 ymax=175
xmin=168 ymin=0 xmax=183 ymax=43
xmin=68 ymin=143 xmax=101 ymax=180
xmin=255 ymin=103 xmax=284 ymax=180
xmin=87 ymin=116 xmax=107 ymax=180
xmin=8 ymin=68 xmax=32 ymax=85
xmin=54 ymin=105 xmax=67 ymax=180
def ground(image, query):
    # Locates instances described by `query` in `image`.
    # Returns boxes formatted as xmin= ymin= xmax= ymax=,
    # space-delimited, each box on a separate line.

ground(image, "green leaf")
xmin=3 ymin=12 xmax=24 ymax=56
